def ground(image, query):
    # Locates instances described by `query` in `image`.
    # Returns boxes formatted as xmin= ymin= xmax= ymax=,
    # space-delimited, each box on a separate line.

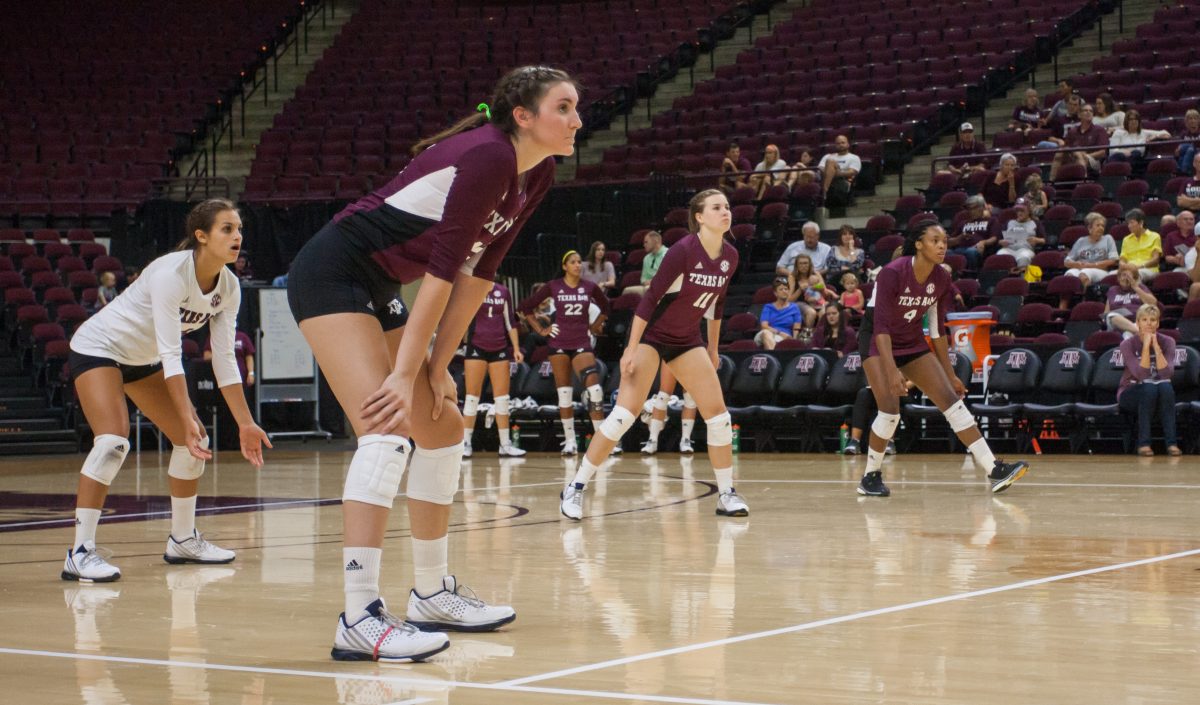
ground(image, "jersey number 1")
xmin=693 ymin=292 xmax=715 ymax=309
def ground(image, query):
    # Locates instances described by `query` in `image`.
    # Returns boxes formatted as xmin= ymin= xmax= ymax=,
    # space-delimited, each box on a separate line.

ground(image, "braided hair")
xmin=411 ymin=66 xmax=578 ymax=155
xmin=901 ymin=215 xmax=942 ymax=257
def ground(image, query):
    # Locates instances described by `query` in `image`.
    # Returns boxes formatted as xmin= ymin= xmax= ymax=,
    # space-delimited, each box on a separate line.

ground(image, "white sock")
xmin=170 ymin=495 xmax=197 ymax=539
xmin=74 ymin=508 xmax=101 ymax=549
xmin=571 ymin=457 xmax=602 ymax=488
xmin=498 ymin=427 xmax=511 ymax=446
xmin=648 ymin=419 xmax=664 ymax=443
xmin=561 ymin=417 xmax=576 ymax=440
xmin=411 ymin=536 xmax=448 ymax=597
xmin=681 ymin=418 xmax=695 ymax=439
xmin=968 ymin=437 xmax=997 ymax=472
xmin=713 ymin=467 xmax=733 ymax=494
xmin=463 ymin=428 xmax=473 ymax=444
xmin=865 ymin=447 xmax=885 ymax=474
xmin=343 ymin=547 xmax=382 ymax=622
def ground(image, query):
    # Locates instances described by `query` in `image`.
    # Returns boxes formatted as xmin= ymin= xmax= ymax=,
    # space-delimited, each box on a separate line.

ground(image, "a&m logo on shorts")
xmin=794 ymin=356 xmax=815 ymax=373
xmin=749 ymin=355 xmax=770 ymax=374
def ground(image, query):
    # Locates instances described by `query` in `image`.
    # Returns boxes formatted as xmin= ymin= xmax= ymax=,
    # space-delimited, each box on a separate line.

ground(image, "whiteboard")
xmin=258 ymin=288 xmax=314 ymax=380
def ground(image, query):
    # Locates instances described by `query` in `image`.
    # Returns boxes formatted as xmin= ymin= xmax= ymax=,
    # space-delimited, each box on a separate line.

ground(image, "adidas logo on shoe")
xmin=345 ymin=560 xmax=364 ymax=571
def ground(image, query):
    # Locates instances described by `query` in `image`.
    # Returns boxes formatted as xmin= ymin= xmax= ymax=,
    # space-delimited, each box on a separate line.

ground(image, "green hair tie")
xmin=476 ymin=102 xmax=492 ymax=120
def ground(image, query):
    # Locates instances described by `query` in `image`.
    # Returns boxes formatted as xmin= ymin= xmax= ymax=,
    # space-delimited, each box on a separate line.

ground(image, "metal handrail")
xmin=929 ymin=136 xmax=1196 ymax=179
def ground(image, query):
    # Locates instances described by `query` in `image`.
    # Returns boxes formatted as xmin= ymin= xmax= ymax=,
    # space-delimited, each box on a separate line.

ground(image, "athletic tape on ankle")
xmin=80 ymin=434 xmax=129 ymax=486
xmin=405 ymin=444 xmax=463 ymax=505
xmin=871 ymin=411 xmax=900 ymax=441
xmin=707 ymin=411 xmax=733 ymax=446
xmin=343 ymin=434 xmax=411 ymax=508
xmin=598 ymin=406 xmax=637 ymax=441
xmin=167 ymin=435 xmax=209 ymax=480
xmin=556 ymin=386 xmax=574 ymax=408
xmin=942 ymin=400 xmax=976 ymax=432
xmin=462 ymin=394 xmax=480 ymax=417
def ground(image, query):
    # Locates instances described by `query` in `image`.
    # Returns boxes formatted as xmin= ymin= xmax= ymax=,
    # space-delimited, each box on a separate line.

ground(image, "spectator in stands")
xmin=272 ymin=272 xmax=289 ymax=287
xmin=948 ymin=195 xmax=999 ymax=269
xmin=1119 ymin=209 xmax=1163 ymax=282
xmin=1064 ymin=212 xmax=1120 ymax=291
xmin=1108 ymin=109 xmax=1171 ymax=168
xmin=124 ymin=266 xmax=141 ymax=286
xmin=581 ymin=240 xmax=616 ymax=294
xmin=1050 ymin=104 xmax=1108 ymax=179
xmin=981 ymin=153 xmax=1019 ymax=209
xmin=776 ymin=221 xmax=832 ymax=276
xmin=818 ymin=135 xmax=861 ymax=206
xmin=812 ymin=302 xmax=858 ymax=358
xmin=233 ymin=251 xmax=255 ymax=281
xmin=1009 ymin=88 xmax=1043 ymax=134
xmin=939 ymin=123 xmax=988 ymax=180
xmin=749 ymin=144 xmax=791 ymax=199
xmin=1178 ymin=154 xmax=1200 ymax=210
xmin=838 ymin=273 xmax=865 ymax=313
xmin=826 ymin=225 xmax=866 ymax=284
xmin=1187 ymin=237 xmax=1200 ymax=301
xmin=786 ymin=254 xmax=825 ymax=330
xmin=1164 ymin=211 xmax=1196 ymax=271
xmin=1104 ymin=267 xmax=1157 ymax=336
xmin=787 ymin=148 xmax=816 ymax=187
xmin=623 ymin=230 xmax=667 ymax=296
xmin=1175 ymin=109 xmax=1200 ymax=174
xmin=1045 ymin=79 xmax=1075 ymax=124
xmin=755 ymin=282 xmax=804 ymax=350
xmin=1092 ymin=92 xmax=1125 ymax=133
xmin=96 ymin=271 xmax=119 ymax=309
xmin=1045 ymin=90 xmax=1082 ymax=143
xmin=1118 ymin=304 xmax=1181 ymax=457
xmin=719 ymin=142 xmax=752 ymax=193
xmin=1023 ymin=173 xmax=1049 ymax=219
xmin=996 ymin=198 xmax=1045 ymax=270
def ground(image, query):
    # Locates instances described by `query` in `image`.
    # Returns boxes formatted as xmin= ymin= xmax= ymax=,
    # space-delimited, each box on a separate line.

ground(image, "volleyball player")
xmin=856 ymin=218 xmax=1029 ymax=497
xmin=519 ymin=250 xmax=611 ymax=455
xmin=560 ymin=189 xmax=748 ymax=520
xmin=461 ymin=281 xmax=525 ymax=458
xmin=287 ymin=66 xmax=579 ymax=661
xmin=640 ymin=362 xmax=698 ymax=455
xmin=63 ymin=199 xmax=271 ymax=583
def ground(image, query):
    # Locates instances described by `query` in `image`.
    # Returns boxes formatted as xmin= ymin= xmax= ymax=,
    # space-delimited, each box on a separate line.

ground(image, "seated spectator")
xmin=581 ymin=240 xmax=616 ymax=294
xmin=838 ymin=272 xmax=865 ymax=313
xmin=203 ymin=329 xmax=256 ymax=389
xmin=623 ymin=230 xmax=667 ymax=296
xmin=96 ymin=271 xmax=119 ymax=309
xmin=776 ymin=222 xmax=832 ymax=275
xmin=124 ymin=265 xmax=141 ymax=286
xmin=1177 ymin=153 xmax=1200 ymax=211
xmin=787 ymin=147 xmax=816 ymax=187
xmin=1050 ymin=104 xmax=1108 ymax=179
xmin=1104 ymin=267 xmax=1157 ymax=336
xmin=1092 ymin=92 xmax=1125 ymax=133
xmin=755 ymin=282 xmax=804 ymax=350
xmin=1117 ymin=304 xmax=1181 ymax=457
xmin=1043 ymin=91 xmax=1083 ymax=146
xmin=1175 ymin=109 xmax=1200 ymax=175
xmin=1164 ymin=211 xmax=1196 ymax=272
xmin=719 ymin=142 xmax=753 ymax=193
xmin=271 ymin=272 xmax=289 ymax=287
xmin=939 ymin=123 xmax=988 ymax=179
xmin=1009 ymin=88 xmax=1043 ymax=134
xmin=1119 ymin=209 xmax=1163 ymax=282
xmin=1108 ymin=110 xmax=1170 ymax=167
xmin=749 ymin=144 xmax=791 ymax=199
xmin=981 ymin=153 xmax=1019 ymax=209
xmin=1186 ymin=237 xmax=1200 ymax=301
xmin=1044 ymin=79 xmax=1075 ymax=126
xmin=812 ymin=302 xmax=858 ymax=358
xmin=1023 ymin=173 xmax=1049 ymax=219
xmin=786 ymin=254 xmax=825 ymax=330
xmin=233 ymin=251 xmax=255 ymax=281
xmin=996 ymin=198 xmax=1045 ymax=270
xmin=1064 ymin=212 xmax=1120 ymax=291
xmin=948 ymin=195 xmax=999 ymax=268
xmin=825 ymin=225 xmax=866 ymax=284
xmin=818 ymin=135 xmax=861 ymax=207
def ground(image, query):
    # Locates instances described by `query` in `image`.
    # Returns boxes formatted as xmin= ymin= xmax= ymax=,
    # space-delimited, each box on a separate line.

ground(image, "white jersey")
xmin=70 ymin=250 xmax=243 ymax=387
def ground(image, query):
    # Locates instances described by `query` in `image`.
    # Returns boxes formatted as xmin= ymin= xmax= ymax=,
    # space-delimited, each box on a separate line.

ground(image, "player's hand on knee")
xmin=951 ymin=376 xmax=967 ymax=398
xmin=186 ymin=419 xmax=213 ymax=461
xmin=362 ymin=372 xmax=413 ymax=436
xmin=887 ymin=371 xmax=907 ymax=398
xmin=239 ymin=422 xmax=272 ymax=468
xmin=620 ymin=349 xmax=637 ymax=377
xmin=428 ymin=367 xmax=457 ymax=421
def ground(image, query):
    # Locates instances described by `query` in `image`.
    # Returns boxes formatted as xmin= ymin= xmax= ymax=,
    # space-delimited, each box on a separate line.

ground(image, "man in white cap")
xmin=941 ymin=122 xmax=988 ymax=179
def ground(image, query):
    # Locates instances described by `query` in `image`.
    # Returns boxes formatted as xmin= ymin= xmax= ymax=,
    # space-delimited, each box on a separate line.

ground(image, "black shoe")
xmin=989 ymin=460 xmax=1029 ymax=494
xmin=856 ymin=471 xmax=890 ymax=497
xmin=843 ymin=438 xmax=861 ymax=455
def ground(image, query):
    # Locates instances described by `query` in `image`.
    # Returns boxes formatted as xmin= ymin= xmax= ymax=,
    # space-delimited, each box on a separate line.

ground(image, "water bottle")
xmin=731 ymin=425 xmax=740 ymax=454
xmin=583 ymin=433 xmax=592 ymax=451
xmin=839 ymin=423 xmax=849 ymax=453
xmin=511 ymin=425 xmax=521 ymax=450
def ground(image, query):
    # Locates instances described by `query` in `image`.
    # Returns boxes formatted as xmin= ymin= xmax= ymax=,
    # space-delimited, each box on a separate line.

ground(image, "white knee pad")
xmin=653 ymin=391 xmax=670 ymax=411
xmin=871 ymin=411 xmax=901 ymax=441
xmin=462 ymin=394 xmax=480 ymax=417
xmin=405 ymin=444 xmax=462 ymax=506
xmin=598 ymin=406 xmax=637 ymax=442
xmin=168 ymin=436 xmax=210 ymax=481
xmin=493 ymin=394 xmax=510 ymax=417
xmin=943 ymin=400 xmax=976 ymax=433
xmin=80 ymin=434 xmax=130 ymax=486
xmin=343 ymin=434 xmax=411 ymax=509
xmin=683 ymin=392 xmax=697 ymax=409
xmin=557 ymin=386 xmax=574 ymax=409
xmin=587 ymin=384 xmax=604 ymax=404
xmin=707 ymin=412 xmax=733 ymax=446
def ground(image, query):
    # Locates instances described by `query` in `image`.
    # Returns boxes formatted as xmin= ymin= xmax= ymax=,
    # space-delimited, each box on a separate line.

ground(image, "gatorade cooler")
xmin=945 ymin=311 xmax=995 ymax=373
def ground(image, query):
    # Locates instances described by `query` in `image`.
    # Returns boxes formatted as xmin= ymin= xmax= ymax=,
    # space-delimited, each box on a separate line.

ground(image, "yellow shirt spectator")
xmin=1120 ymin=229 xmax=1162 ymax=271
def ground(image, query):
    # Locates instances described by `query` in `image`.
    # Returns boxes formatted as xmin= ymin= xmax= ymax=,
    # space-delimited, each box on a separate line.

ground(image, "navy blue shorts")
xmin=69 ymin=350 xmax=162 ymax=384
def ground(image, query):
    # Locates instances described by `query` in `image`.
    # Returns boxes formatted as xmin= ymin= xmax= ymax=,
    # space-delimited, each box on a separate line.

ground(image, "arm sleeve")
xmin=468 ymin=160 xmax=555 ymax=281
xmin=1121 ymin=338 xmax=1148 ymax=381
xmin=589 ymin=283 xmax=610 ymax=316
xmin=929 ymin=282 xmax=951 ymax=340
xmin=848 ymin=155 xmax=862 ymax=172
xmin=635 ymin=246 xmax=687 ymax=320
xmin=424 ymin=143 xmax=515 ymax=283
xmin=844 ymin=327 xmax=859 ymax=355
xmin=518 ymin=283 xmax=553 ymax=316
xmin=148 ymin=266 xmax=190 ymax=380
xmin=869 ymin=266 xmax=900 ymax=337
xmin=1163 ymin=336 xmax=1178 ymax=373
xmin=209 ymin=286 xmax=244 ymax=388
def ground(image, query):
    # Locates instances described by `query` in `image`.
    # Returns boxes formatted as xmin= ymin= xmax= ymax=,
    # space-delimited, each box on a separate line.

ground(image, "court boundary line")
xmin=499 ymin=546 xmax=1200 ymax=687
xmin=0 ymin=647 xmax=779 ymax=705
xmin=733 ymin=479 xmax=1200 ymax=490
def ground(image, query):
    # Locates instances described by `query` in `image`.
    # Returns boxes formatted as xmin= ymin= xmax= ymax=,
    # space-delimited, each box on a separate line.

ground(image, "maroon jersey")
xmin=869 ymin=256 xmax=953 ymax=358
xmin=1181 ymin=178 xmax=1200 ymax=201
xmin=468 ymin=282 xmax=517 ymax=352
xmin=333 ymin=124 xmax=555 ymax=284
xmin=521 ymin=278 xmax=610 ymax=350
xmin=637 ymin=234 xmax=738 ymax=347
xmin=951 ymin=215 xmax=999 ymax=248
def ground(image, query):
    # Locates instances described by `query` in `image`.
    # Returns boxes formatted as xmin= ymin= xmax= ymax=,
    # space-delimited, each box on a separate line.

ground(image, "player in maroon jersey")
xmin=857 ymin=217 xmax=1029 ymax=498
xmin=559 ymin=189 xmax=748 ymax=520
xmin=287 ymin=66 xmax=580 ymax=661
xmin=461 ymin=281 xmax=525 ymax=458
xmin=519 ymin=251 xmax=611 ymax=455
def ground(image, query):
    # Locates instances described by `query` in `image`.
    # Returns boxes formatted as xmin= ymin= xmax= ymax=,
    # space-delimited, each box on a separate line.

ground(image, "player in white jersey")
xmin=63 ymin=199 xmax=271 ymax=583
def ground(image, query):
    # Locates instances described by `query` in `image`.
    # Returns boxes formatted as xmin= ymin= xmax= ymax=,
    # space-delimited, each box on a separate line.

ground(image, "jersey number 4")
xmin=903 ymin=309 xmax=919 ymax=322
xmin=563 ymin=303 xmax=583 ymax=316
xmin=693 ymin=292 xmax=716 ymax=309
